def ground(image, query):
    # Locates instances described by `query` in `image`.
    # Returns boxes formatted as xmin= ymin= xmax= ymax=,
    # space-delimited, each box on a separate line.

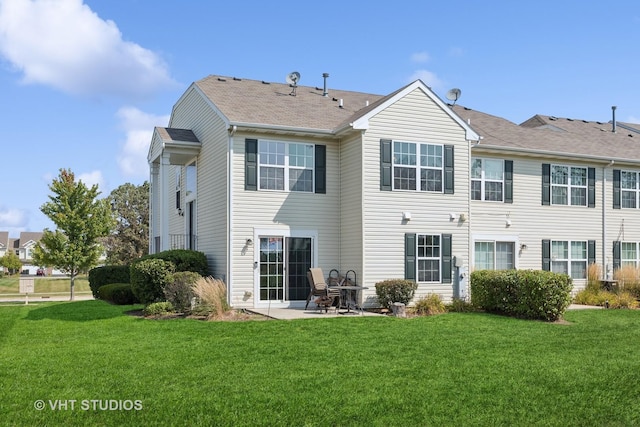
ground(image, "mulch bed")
xmin=125 ymin=309 xmax=268 ymax=321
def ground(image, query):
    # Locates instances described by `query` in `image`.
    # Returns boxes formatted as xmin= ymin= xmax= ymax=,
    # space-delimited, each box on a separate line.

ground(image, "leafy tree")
xmin=33 ymin=169 xmax=114 ymax=300
xmin=103 ymin=182 xmax=149 ymax=265
xmin=0 ymin=250 xmax=22 ymax=275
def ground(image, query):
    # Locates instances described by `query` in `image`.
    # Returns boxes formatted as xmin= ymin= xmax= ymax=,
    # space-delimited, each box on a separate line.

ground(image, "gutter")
xmin=471 ymin=144 xmax=640 ymax=165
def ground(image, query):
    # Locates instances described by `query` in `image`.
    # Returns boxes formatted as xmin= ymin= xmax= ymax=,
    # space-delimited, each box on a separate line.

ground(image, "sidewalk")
xmin=0 ymin=294 xmax=94 ymax=304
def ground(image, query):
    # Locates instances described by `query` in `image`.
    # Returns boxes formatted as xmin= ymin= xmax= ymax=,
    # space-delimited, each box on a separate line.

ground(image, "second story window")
xmin=551 ymin=165 xmax=587 ymax=206
xmin=621 ymin=171 xmax=638 ymax=208
xmin=393 ymin=141 xmax=443 ymax=192
xmin=258 ymin=141 xmax=314 ymax=192
xmin=471 ymin=158 xmax=504 ymax=201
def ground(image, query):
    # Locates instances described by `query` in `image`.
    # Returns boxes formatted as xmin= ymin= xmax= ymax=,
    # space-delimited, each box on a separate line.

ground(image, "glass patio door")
xmin=258 ymin=236 xmax=312 ymax=302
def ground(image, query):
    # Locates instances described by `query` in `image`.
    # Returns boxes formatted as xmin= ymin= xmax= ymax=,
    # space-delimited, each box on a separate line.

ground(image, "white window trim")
xmin=551 ymin=240 xmax=588 ymax=279
xmin=471 ymin=158 xmax=505 ymax=202
xmin=392 ymin=140 xmax=444 ymax=192
xmin=620 ymin=241 xmax=640 ymax=267
xmin=472 ymin=234 xmax=520 ymax=271
xmin=551 ymin=164 xmax=588 ymax=206
xmin=416 ymin=233 xmax=442 ymax=283
xmin=620 ymin=170 xmax=639 ymax=209
xmin=257 ymin=139 xmax=315 ymax=193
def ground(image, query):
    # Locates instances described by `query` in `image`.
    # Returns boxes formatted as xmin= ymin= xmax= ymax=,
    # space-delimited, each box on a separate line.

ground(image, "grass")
xmin=1 ymin=301 xmax=639 ymax=426
xmin=0 ymin=275 xmax=91 ymax=295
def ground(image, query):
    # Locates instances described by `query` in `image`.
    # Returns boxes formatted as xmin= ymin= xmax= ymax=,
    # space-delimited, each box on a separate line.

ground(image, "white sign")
xmin=19 ymin=278 xmax=35 ymax=294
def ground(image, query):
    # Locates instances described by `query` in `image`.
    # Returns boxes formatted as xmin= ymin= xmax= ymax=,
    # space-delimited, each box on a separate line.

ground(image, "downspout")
xmin=603 ymin=160 xmax=615 ymax=279
xmin=227 ymin=125 xmax=236 ymax=306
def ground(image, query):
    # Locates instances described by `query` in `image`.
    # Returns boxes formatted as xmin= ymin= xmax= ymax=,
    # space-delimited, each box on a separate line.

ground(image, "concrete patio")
xmin=247 ymin=306 xmax=385 ymax=320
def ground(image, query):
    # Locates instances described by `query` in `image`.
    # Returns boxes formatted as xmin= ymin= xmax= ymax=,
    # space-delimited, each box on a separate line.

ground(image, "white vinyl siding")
xmin=362 ymin=87 xmax=470 ymax=303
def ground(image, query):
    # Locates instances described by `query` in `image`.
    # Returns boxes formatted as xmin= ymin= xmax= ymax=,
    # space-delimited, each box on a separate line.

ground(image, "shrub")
xmin=574 ymin=287 xmax=639 ymax=309
xmin=88 ymin=265 xmax=131 ymax=298
xmin=412 ymin=293 xmax=446 ymax=316
xmin=446 ymin=298 xmax=479 ymax=313
xmin=97 ymin=283 xmax=139 ymax=305
xmin=130 ymin=259 xmax=175 ymax=305
xmin=143 ymin=301 xmax=175 ymax=316
xmin=139 ymin=249 xmax=209 ymax=276
xmin=614 ymin=265 xmax=640 ymax=299
xmin=471 ymin=269 xmax=572 ymax=321
xmin=191 ymin=276 xmax=230 ymax=319
xmin=374 ymin=279 xmax=418 ymax=309
xmin=164 ymin=271 xmax=202 ymax=313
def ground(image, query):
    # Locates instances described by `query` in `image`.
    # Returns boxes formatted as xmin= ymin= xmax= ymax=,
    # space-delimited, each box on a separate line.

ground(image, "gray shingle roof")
xmin=452 ymin=106 xmax=640 ymax=163
xmin=155 ymin=127 xmax=199 ymax=143
xmin=194 ymin=75 xmax=385 ymax=132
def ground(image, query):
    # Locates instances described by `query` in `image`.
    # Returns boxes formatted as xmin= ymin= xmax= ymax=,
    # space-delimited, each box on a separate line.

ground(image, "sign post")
xmin=19 ymin=278 xmax=35 ymax=305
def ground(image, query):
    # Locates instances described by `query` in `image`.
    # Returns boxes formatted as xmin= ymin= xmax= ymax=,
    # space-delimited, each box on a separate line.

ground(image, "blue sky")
xmin=0 ymin=0 xmax=638 ymax=237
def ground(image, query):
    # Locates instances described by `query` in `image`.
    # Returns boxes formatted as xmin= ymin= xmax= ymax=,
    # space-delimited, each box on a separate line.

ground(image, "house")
xmin=452 ymin=105 xmax=640 ymax=285
xmin=149 ymin=75 xmax=481 ymax=308
xmin=148 ymin=74 xmax=640 ymax=308
xmin=0 ymin=231 xmax=43 ymax=274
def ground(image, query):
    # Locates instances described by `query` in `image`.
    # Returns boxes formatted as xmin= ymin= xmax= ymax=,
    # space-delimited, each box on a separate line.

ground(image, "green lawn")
xmin=1 ymin=301 xmax=639 ymax=426
xmin=0 ymin=275 xmax=90 ymax=295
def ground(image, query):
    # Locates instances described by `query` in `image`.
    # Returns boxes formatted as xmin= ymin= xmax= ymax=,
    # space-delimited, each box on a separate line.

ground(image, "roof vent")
xmin=612 ymin=106 xmax=617 ymax=133
xmin=322 ymin=73 xmax=329 ymax=97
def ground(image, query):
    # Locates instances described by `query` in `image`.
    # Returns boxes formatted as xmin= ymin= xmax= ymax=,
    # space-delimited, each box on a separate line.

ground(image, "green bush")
xmin=374 ymin=279 xmax=418 ymax=309
xmin=412 ymin=293 xmax=446 ymax=316
xmin=88 ymin=265 xmax=131 ymax=298
xmin=143 ymin=301 xmax=175 ymax=316
xmin=130 ymin=259 xmax=175 ymax=305
xmin=471 ymin=269 xmax=572 ymax=321
xmin=97 ymin=283 xmax=139 ymax=305
xmin=164 ymin=271 xmax=201 ymax=313
xmin=446 ymin=298 xmax=479 ymax=313
xmin=139 ymin=249 xmax=209 ymax=276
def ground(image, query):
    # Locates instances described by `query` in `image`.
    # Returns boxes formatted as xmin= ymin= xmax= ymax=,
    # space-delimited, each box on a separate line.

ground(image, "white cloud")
xmin=627 ymin=116 xmax=640 ymax=125
xmin=0 ymin=207 xmax=27 ymax=227
xmin=77 ymin=170 xmax=105 ymax=189
xmin=117 ymin=107 xmax=170 ymax=178
xmin=410 ymin=51 xmax=430 ymax=63
xmin=408 ymin=69 xmax=445 ymax=92
xmin=0 ymin=0 xmax=177 ymax=100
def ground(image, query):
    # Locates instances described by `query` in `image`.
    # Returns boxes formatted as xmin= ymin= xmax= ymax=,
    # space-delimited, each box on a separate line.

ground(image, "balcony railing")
xmin=153 ymin=235 xmax=198 ymax=253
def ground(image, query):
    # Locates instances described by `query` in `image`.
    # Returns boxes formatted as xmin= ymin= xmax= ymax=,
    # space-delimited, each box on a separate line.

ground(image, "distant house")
xmin=0 ymin=231 xmax=43 ymax=274
xmin=148 ymin=74 xmax=640 ymax=309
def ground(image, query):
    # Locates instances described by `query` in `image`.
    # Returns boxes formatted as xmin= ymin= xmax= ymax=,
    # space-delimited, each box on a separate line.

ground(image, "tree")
xmin=0 ymin=250 xmax=22 ymax=275
xmin=33 ymin=169 xmax=114 ymax=300
xmin=102 ymin=181 xmax=149 ymax=265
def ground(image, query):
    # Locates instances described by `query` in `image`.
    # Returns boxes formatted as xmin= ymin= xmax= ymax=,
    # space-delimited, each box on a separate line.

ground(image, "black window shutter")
xmin=504 ymin=160 xmax=513 ymax=203
xmin=315 ymin=145 xmax=326 ymax=194
xmin=542 ymin=164 xmax=550 ymax=205
xmin=441 ymin=234 xmax=452 ymax=283
xmin=588 ymin=240 xmax=596 ymax=265
xmin=405 ymin=233 xmax=416 ymax=281
xmin=444 ymin=145 xmax=454 ymax=194
xmin=542 ymin=239 xmax=551 ymax=271
xmin=613 ymin=169 xmax=621 ymax=209
xmin=612 ymin=241 xmax=621 ymax=271
xmin=245 ymin=139 xmax=258 ymax=191
xmin=380 ymin=139 xmax=392 ymax=191
xmin=176 ymin=190 xmax=181 ymax=210
xmin=588 ymin=167 xmax=596 ymax=208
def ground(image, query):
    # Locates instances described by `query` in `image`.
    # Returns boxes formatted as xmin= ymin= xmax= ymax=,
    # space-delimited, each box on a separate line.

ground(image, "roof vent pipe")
xmin=612 ymin=106 xmax=617 ymax=133
xmin=322 ymin=73 xmax=329 ymax=97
